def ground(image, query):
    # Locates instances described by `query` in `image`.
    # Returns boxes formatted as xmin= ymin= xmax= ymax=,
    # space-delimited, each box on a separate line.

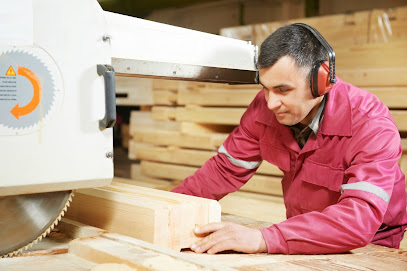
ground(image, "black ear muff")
xmin=311 ymin=61 xmax=333 ymax=97
xmin=293 ymin=23 xmax=336 ymax=97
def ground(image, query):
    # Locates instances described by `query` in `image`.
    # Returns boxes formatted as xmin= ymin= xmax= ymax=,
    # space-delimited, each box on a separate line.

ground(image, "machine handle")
xmin=97 ymin=64 xmax=116 ymax=129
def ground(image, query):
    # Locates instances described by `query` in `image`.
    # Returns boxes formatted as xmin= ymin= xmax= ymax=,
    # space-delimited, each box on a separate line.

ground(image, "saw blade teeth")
xmin=1 ymin=191 xmax=74 ymax=258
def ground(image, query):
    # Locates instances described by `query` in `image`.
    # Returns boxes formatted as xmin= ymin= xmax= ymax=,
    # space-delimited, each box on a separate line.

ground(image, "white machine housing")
xmin=0 ymin=0 xmax=257 ymax=196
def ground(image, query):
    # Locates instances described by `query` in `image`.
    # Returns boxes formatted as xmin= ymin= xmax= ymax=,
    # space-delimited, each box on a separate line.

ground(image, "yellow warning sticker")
xmin=6 ymin=66 xmax=16 ymax=76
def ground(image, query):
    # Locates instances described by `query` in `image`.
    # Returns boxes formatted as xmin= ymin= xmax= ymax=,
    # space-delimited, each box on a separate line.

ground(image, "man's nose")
xmin=266 ymin=92 xmax=282 ymax=111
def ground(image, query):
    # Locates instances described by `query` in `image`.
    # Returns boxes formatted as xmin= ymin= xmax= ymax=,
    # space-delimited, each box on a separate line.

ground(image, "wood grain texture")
xmin=65 ymin=183 xmax=221 ymax=251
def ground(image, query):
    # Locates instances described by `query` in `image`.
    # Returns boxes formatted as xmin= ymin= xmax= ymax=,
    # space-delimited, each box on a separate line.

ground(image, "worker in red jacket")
xmin=171 ymin=23 xmax=407 ymax=254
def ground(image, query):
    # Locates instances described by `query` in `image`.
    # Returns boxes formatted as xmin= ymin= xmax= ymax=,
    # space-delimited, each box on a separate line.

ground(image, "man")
xmin=171 ymin=24 xmax=407 ymax=254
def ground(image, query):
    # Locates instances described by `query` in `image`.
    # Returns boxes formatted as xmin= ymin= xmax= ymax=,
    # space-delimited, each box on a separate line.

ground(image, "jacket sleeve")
xmin=171 ymin=92 xmax=264 ymax=200
xmin=261 ymin=117 xmax=403 ymax=254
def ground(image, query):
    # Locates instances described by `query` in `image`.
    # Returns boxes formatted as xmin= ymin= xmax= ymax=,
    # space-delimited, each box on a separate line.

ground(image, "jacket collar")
xmin=255 ymin=77 xmax=352 ymax=137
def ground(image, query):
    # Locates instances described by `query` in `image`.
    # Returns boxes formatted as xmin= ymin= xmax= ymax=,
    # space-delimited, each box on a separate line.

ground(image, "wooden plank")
xmin=364 ymin=87 xmax=407 ymax=108
xmin=153 ymin=90 xmax=177 ymax=105
xmin=221 ymin=6 xmax=407 ymax=47
xmin=337 ymin=67 xmax=407 ymax=87
xmin=130 ymin=143 xmax=283 ymax=176
xmin=69 ymin=234 xmax=227 ymax=271
xmin=335 ymin=41 xmax=407 ymax=70
xmin=368 ymin=6 xmax=407 ymax=43
xmin=115 ymin=77 xmax=153 ymax=106
xmin=121 ymin=123 xmax=130 ymax=149
xmin=0 ymin=254 xmax=97 ymax=271
xmin=400 ymin=155 xmax=407 ymax=178
xmin=65 ymin=185 xmax=221 ymax=251
xmin=179 ymin=122 xmax=235 ymax=134
xmin=151 ymin=106 xmax=176 ymax=121
xmin=129 ymin=111 xmax=179 ymax=134
xmin=131 ymin=130 xmax=227 ymax=150
xmin=140 ymin=161 xmax=283 ymax=196
xmin=219 ymin=191 xmax=286 ymax=223
xmin=69 ymin=233 xmax=231 ymax=270
xmin=129 ymin=142 xmax=216 ymax=165
xmin=114 ymin=176 xmax=177 ymax=191
xmin=151 ymin=78 xmax=181 ymax=91
xmin=402 ymin=138 xmax=407 ymax=152
xmin=175 ymin=106 xmax=245 ymax=125
xmin=391 ymin=110 xmax=407 ymax=132
xmin=177 ymin=87 xmax=258 ymax=106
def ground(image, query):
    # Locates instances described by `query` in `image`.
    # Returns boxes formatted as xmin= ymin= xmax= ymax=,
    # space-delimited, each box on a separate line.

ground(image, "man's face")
xmin=259 ymin=55 xmax=324 ymax=126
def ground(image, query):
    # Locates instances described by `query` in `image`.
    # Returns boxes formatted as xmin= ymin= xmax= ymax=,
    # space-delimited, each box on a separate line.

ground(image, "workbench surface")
xmin=1 ymin=215 xmax=406 ymax=270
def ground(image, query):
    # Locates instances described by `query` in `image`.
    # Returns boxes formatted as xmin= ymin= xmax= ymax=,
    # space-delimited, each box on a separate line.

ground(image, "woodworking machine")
xmin=0 ymin=0 xmax=257 ymax=257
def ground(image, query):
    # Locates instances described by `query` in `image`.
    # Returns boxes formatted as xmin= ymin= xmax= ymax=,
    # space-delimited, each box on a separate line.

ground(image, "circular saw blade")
xmin=0 ymin=190 xmax=73 ymax=258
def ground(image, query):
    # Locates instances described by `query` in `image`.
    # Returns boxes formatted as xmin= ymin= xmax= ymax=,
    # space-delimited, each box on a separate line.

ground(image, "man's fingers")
xmin=207 ymin=240 xmax=235 ymax=255
xmin=191 ymin=233 xmax=230 ymax=254
xmin=194 ymin=222 xmax=225 ymax=235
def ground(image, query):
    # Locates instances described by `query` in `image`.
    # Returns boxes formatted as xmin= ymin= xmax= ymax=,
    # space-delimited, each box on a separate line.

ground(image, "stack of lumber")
xmin=123 ymin=5 xmax=407 ymax=225
xmin=220 ymin=6 xmax=407 ymax=46
xmin=65 ymin=181 xmax=221 ymax=251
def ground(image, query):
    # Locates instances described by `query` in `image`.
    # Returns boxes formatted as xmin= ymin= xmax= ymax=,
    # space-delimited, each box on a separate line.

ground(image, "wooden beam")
xmin=337 ymin=67 xmax=407 ymax=87
xmin=151 ymin=106 xmax=176 ymax=121
xmin=335 ymin=41 xmax=407 ymax=70
xmin=115 ymin=76 xmax=153 ymax=106
xmin=140 ymin=161 xmax=283 ymax=196
xmin=175 ymin=106 xmax=244 ymax=125
xmin=179 ymin=122 xmax=235 ymax=134
xmin=69 ymin=233 xmax=228 ymax=271
xmin=131 ymin=130 xmax=227 ymax=150
xmin=400 ymin=155 xmax=407 ymax=179
xmin=391 ymin=110 xmax=407 ymax=132
xmin=114 ymin=176 xmax=177 ymax=191
xmin=177 ymin=87 xmax=258 ymax=106
xmin=130 ymin=143 xmax=283 ymax=176
xmin=219 ymin=191 xmax=286 ymax=224
xmin=153 ymin=90 xmax=177 ymax=105
xmin=402 ymin=138 xmax=407 ymax=152
xmin=364 ymin=87 xmax=407 ymax=109
xmin=65 ymin=184 xmax=221 ymax=251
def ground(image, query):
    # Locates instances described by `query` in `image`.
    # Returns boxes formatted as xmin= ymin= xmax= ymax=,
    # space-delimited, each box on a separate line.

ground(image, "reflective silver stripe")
xmin=218 ymin=144 xmax=261 ymax=169
xmin=340 ymin=182 xmax=390 ymax=204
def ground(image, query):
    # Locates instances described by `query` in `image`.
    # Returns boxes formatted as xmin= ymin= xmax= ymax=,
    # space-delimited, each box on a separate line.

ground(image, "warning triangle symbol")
xmin=6 ymin=66 xmax=16 ymax=76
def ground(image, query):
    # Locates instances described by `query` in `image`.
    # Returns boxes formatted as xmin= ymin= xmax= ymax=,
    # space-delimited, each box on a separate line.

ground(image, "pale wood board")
xmin=220 ymin=6 xmax=407 ymax=47
xmin=129 ymin=142 xmax=283 ymax=176
xmin=114 ymin=176 xmax=177 ymax=191
xmin=65 ymin=184 xmax=220 ymax=251
xmin=219 ymin=191 xmax=287 ymax=224
xmin=115 ymin=76 xmax=153 ymax=106
xmin=335 ymin=41 xmax=407 ymax=70
xmin=131 ymin=129 xmax=227 ymax=151
xmin=139 ymin=161 xmax=283 ymax=196
xmin=334 ymin=67 xmax=407 ymax=87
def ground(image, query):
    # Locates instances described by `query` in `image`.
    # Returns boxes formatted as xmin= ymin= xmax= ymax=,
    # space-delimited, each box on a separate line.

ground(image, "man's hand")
xmin=190 ymin=222 xmax=267 ymax=254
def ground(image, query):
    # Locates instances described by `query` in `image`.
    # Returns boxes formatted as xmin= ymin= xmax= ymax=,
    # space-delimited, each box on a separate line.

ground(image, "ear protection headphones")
xmin=293 ymin=23 xmax=336 ymax=97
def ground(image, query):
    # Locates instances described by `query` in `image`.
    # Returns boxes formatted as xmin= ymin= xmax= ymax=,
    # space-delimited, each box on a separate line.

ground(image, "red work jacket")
xmin=172 ymin=78 xmax=407 ymax=254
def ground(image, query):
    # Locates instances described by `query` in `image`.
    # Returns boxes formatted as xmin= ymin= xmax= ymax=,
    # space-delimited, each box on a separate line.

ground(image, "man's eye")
xmin=279 ymin=89 xmax=289 ymax=93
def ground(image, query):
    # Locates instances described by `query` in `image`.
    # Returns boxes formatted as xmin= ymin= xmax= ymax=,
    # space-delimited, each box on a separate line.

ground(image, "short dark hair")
xmin=258 ymin=24 xmax=327 ymax=80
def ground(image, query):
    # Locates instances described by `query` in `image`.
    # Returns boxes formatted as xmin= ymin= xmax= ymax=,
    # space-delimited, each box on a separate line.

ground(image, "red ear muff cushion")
xmin=311 ymin=61 xmax=333 ymax=97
